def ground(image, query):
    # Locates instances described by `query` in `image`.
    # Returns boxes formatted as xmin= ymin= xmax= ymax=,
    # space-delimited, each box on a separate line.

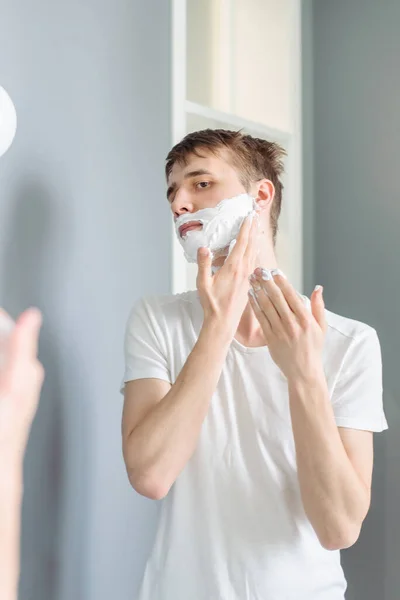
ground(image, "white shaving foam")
xmin=175 ymin=193 xmax=257 ymax=264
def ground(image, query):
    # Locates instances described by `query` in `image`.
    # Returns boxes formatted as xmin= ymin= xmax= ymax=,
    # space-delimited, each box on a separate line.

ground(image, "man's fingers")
xmin=243 ymin=214 xmax=259 ymax=266
xmin=9 ymin=308 xmax=42 ymax=363
xmin=248 ymin=288 xmax=272 ymax=338
xmin=196 ymin=247 xmax=212 ymax=289
xmin=225 ymin=213 xmax=253 ymax=265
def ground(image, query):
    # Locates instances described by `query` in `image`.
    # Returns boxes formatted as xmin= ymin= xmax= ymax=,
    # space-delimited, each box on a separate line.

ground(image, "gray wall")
xmin=0 ymin=1 xmax=171 ymax=599
xmin=309 ymin=1 xmax=400 ymax=598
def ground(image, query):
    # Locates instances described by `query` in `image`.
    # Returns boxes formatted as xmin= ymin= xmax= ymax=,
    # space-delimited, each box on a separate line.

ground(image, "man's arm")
xmin=247 ymin=270 xmax=383 ymax=551
xmin=0 ymin=458 xmax=24 ymax=600
xmin=122 ymin=318 xmax=232 ymax=500
xmin=288 ymin=371 xmax=372 ymax=551
xmin=0 ymin=308 xmax=44 ymax=600
xmin=122 ymin=215 xmax=259 ymax=500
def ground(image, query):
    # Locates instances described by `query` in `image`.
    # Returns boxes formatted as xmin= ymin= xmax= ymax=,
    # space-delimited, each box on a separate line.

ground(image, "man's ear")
xmin=254 ymin=179 xmax=275 ymax=213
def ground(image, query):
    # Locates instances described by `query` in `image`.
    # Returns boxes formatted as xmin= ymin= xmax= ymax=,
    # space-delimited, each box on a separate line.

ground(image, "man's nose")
xmin=172 ymin=189 xmax=194 ymax=218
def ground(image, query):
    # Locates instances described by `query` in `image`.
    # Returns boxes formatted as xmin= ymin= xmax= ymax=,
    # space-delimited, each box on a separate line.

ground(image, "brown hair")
xmin=165 ymin=129 xmax=286 ymax=245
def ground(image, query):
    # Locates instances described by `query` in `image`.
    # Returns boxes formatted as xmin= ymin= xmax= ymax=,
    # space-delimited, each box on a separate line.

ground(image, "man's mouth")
xmin=179 ymin=221 xmax=202 ymax=238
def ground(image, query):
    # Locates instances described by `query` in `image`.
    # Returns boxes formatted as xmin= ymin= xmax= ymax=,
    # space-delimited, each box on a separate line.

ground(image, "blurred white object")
xmin=0 ymin=86 xmax=17 ymax=158
xmin=0 ymin=309 xmax=15 ymax=372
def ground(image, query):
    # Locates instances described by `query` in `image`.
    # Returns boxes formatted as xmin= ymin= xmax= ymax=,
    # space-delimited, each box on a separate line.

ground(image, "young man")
xmin=121 ymin=130 xmax=388 ymax=600
xmin=0 ymin=308 xmax=44 ymax=600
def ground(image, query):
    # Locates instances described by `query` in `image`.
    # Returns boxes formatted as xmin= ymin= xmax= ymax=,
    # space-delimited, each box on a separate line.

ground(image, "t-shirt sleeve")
xmin=331 ymin=327 xmax=388 ymax=432
xmin=120 ymin=297 xmax=172 ymax=394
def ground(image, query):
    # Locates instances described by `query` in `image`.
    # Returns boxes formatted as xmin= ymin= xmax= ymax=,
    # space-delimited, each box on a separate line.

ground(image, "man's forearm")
xmin=125 ymin=319 xmax=232 ymax=497
xmin=288 ymin=371 xmax=370 ymax=550
xmin=0 ymin=456 xmax=23 ymax=600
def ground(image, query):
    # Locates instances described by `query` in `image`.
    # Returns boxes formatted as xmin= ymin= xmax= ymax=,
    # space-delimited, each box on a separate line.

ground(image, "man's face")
xmin=167 ymin=150 xmax=247 ymax=237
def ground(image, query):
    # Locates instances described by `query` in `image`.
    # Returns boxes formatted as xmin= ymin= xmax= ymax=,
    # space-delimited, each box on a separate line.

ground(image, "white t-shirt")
xmin=121 ymin=290 xmax=388 ymax=600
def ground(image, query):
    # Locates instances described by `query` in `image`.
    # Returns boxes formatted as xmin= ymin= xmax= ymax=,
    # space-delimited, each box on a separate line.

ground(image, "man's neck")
xmin=235 ymin=301 xmax=267 ymax=348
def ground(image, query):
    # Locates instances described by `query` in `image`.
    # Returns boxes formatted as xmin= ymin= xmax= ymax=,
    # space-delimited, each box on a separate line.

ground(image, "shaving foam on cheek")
xmin=175 ymin=193 xmax=258 ymax=264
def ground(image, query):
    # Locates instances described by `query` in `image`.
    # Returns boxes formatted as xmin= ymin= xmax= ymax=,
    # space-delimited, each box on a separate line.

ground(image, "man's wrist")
xmin=0 ymin=441 xmax=25 ymax=481
xmin=201 ymin=316 xmax=233 ymax=347
xmin=287 ymin=364 xmax=326 ymax=394
xmin=0 ymin=464 xmax=24 ymax=505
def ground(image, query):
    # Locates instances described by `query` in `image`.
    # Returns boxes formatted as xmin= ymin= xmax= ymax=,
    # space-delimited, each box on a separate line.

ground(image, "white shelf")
xmin=185 ymin=101 xmax=291 ymax=146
